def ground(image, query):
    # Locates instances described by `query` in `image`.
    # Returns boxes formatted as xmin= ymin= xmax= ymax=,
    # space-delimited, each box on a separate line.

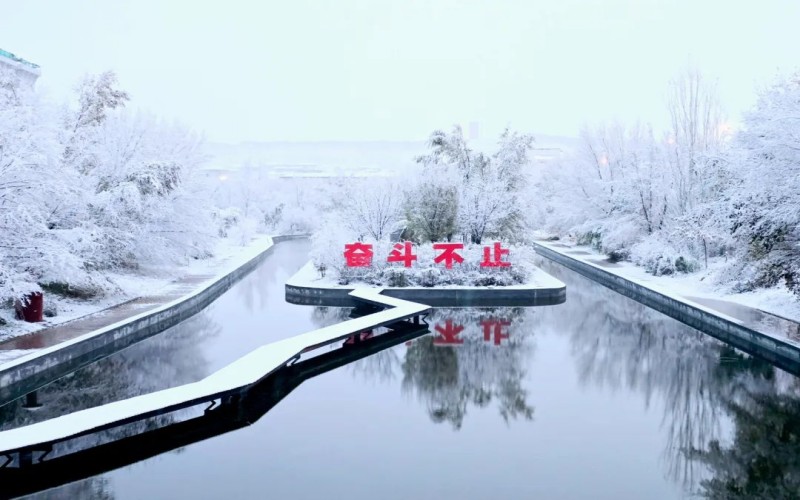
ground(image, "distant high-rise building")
xmin=0 ymin=48 xmax=40 ymax=87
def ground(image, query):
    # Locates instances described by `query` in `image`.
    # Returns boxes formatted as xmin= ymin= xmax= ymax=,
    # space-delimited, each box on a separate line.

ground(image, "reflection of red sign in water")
xmin=433 ymin=320 xmax=465 ymax=345
xmin=344 ymin=330 xmax=374 ymax=345
xmin=344 ymin=242 xmax=373 ymax=267
xmin=481 ymin=319 xmax=511 ymax=345
xmin=481 ymin=242 xmax=511 ymax=268
xmin=433 ymin=243 xmax=465 ymax=269
xmin=387 ymin=241 xmax=417 ymax=267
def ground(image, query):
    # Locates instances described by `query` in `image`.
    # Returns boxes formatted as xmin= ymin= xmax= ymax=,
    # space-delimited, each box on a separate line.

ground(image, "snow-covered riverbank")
xmin=535 ymin=238 xmax=800 ymax=340
xmin=0 ymin=235 xmax=276 ymax=346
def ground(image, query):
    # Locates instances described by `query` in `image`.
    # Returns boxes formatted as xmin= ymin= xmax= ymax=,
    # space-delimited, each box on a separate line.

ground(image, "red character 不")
xmin=343 ymin=242 xmax=373 ymax=267
xmin=480 ymin=242 xmax=511 ymax=268
xmin=387 ymin=241 xmax=417 ymax=268
xmin=433 ymin=242 xmax=464 ymax=269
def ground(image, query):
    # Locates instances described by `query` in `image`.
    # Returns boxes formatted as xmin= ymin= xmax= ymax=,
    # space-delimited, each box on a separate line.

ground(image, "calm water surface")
xmin=5 ymin=240 xmax=799 ymax=499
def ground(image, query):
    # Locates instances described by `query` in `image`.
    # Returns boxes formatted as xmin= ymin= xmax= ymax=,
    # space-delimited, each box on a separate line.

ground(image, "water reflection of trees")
xmin=236 ymin=249 xmax=278 ymax=313
xmin=311 ymin=305 xmax=537 ymax=429
xmin=27 ymin=477 xmax=114 ymax=499
xmin=311 ymin=306 xmax=403 ymax=384
xmin=689 ymin=369 xmax=800 ymax=499
xmin=310 ymin=306 xmax=353 ymax=328
xmin=538 ymin=260 xmax=800 ymax=496
xmin=401 ymin=308 xmax=535 ymax=430
xmin=0 ymin=310 xmax=220 ymax=433
xmin=236 ymin=240 xmax=310 ymax=313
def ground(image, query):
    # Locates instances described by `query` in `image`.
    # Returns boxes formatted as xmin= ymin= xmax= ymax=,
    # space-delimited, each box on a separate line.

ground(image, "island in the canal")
xmin=285 ymin=241 xmax=566 ymax=307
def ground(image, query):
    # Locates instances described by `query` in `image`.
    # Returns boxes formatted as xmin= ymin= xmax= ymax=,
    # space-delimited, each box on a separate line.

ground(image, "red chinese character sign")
xmin=481 ymin=242 xmax=510 ymax=267
xmin=342 ymin=241 xmax=510 ymax=268
xmin=433 ymin=242 xmax=465 ymax=269
xmin=387 ymin=241 xmax=417 ymax=267
xmin=343 ymin=242 xmax=373 ymax=267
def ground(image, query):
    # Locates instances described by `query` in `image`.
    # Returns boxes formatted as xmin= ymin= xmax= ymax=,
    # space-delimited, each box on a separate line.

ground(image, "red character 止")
xmin=433 ymin=242 xmax=465 ymax=269
xmin=343 ymin=242 xmax=373 ymax=267
xmin=387 ymin=241 xmax=417 ymax=268
xmin=481 ymin=319 xmax=511 ymax=345
xmin=433 ymin=320 xmax=465 ymax=345
xmin=480 ymin=242 xmax=511 ymax=268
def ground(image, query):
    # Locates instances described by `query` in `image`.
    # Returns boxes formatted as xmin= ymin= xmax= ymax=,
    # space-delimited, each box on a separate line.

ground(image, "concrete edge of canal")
xmin=0 ymin=235 xmax=307 ymax=406
xmin=532 ymin=242 xmax=800 ymax=375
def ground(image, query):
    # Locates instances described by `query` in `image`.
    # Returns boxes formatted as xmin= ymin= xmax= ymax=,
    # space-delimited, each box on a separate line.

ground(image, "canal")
xmin=2 ymin=239 xmax=798 ymax=498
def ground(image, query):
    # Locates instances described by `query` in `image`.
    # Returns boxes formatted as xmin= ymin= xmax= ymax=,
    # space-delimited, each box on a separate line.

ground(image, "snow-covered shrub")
xmin=597 ymin=217 xmax=643 ymax=258
xmin=228 ymin=216 xmax=258 ymax=246
xmin=263 ymin=204 xmax=284 ymax=232
xmin=279 ymin=203 xmax=317 ymax=234
xmin=213 ymin=207 xmax=241 ymax=238
xmin=309 ymin=217 xmax=357 ymax=278
xmin=630 ymin=237 xmax=699 ymax=276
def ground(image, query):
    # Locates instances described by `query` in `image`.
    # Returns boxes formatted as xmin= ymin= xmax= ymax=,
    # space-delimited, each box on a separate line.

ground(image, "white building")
xmin=0 ymin=48 xmax=40 ymax=87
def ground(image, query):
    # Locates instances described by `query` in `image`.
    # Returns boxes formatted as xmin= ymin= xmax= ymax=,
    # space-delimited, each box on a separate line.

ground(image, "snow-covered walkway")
xmin=0 ymin=235 xmax=276 ymax=366
xmin=535 ymin=240 xmax=800 ymax=343
xmin=0 ymin=288 xmax=429 ymax=456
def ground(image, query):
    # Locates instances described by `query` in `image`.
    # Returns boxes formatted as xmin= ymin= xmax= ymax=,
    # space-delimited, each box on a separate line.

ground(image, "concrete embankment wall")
xmin=285 ymin=282 xmax=566 ymax=308
xmin=0 ymin=236 xmax=304 ymax=406
xmin=533 ymin=243 xmax=800 ymax=375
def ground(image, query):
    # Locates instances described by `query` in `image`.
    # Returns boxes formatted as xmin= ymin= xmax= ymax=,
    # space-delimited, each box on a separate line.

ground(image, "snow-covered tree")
xmin=0 ymin=66 xmax=81 ymax=300
xmin=666 ymin=67 xmax=726 ymax=215
xmin=0 ymin=68 xmax=219 ymax=308
xmin=543 ymin=123 xmax=672 ymax=255
xmin=717 ymin=71 xmax=800 ymax=296
xmin=84 ymin=112 xmax=214 ymax=267
xmin=404 ymin=173 xmax=459 ymax=243
xmin=340 ymin=178 xmax=404 ymax=240
xmin=413 ymin=126 xmax=533 ymax=244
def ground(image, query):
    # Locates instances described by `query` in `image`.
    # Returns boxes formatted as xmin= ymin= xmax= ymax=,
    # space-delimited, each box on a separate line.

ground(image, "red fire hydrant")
xmin=15 ymin=292 xmax=44 ymax=323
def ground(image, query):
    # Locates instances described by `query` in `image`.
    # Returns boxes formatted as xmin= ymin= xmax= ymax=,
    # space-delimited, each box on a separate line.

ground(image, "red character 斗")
xmin=344 ymin=330 xmax=374 ymax=345
xmin=433 ymin=242 xmax=464 ymax=269
xmin=387 ymin=241 xmax=417 ymax=267
xmin=343 ymin=242 xmax=373 ymax=267
xmin=481 ymin=319 xmax=511 ymax=345
xmin=481 ymin=242 xmax=511 ymax=268
xmin=433 ymin=320 xmax=465 ymax=345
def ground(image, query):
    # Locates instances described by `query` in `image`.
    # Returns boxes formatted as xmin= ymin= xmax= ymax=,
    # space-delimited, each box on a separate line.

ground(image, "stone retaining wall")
xmin=533 ymin=243 xmax=800 ymax=375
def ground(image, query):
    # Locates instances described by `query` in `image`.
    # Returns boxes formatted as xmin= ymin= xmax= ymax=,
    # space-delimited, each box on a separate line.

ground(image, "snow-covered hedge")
xmin=311 ymin=228 xmax=534 ymax=287
xmin=629 ymin=236 xmax=699 ymax=276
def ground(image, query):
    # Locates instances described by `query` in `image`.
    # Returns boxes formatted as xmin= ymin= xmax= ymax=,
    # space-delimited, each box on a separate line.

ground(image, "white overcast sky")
xmin=2 ymin=0 xmax=798 ymax=143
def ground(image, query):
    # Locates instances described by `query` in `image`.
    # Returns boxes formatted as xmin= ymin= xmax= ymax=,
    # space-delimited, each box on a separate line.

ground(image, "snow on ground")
xmin=536 ymin=238 xmax=800 ymax=336
xmin=0 ymin=235 xmax=274 ymax=343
